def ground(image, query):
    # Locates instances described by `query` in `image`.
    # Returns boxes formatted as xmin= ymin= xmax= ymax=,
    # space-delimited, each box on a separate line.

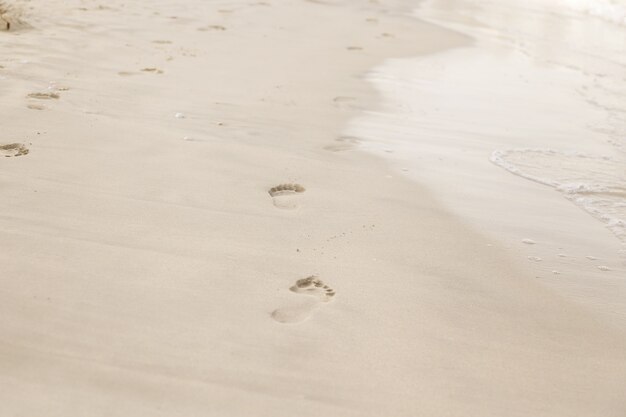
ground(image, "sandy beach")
xmin=2 ymin=0 xmax=626 ymax=416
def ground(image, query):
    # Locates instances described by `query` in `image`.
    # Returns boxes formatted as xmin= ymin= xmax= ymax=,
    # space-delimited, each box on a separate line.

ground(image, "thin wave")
xmin=491 ymin=148 xmax=626 ymax=243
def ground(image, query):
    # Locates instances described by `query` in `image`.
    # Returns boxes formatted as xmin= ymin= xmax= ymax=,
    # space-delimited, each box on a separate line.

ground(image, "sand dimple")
xmin=268 ymin=183 xmax=305 ymax=209
xmin=0 ymin=143 xmax=29 ymax=157
xmin=271 ymin=276 xmax=335 ymax=324
xmin=0 ymin=3 xmax=7 ymax=30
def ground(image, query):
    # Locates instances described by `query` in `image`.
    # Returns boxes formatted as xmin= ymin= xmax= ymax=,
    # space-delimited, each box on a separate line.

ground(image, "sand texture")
xmin=1 ymin=0 xmax=625 ymax=416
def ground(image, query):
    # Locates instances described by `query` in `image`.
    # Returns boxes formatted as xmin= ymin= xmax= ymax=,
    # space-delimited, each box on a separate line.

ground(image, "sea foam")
xmin=491 ymin=149 xmax=626 ymax=243
xmin=562 ymin=0 xmax=626 ymax=25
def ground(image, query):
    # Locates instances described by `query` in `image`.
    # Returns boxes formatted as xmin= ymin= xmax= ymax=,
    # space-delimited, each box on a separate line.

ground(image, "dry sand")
xmin=1 ymin=0 xmax=625 ymax=416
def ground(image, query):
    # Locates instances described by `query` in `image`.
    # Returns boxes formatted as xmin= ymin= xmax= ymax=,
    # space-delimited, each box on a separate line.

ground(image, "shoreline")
xmin=2 ymin=1 xmax=626 ymax=416
xmin=351 ymin=0 xmax=626 ymax=323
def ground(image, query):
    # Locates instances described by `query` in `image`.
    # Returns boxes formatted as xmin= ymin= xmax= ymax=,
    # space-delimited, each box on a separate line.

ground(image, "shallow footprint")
xmin=332 ymin=96 xmax=363 ymax=111
xmin=271 ymin=299 xmax=319 ymax=324
xmin=27 ymin=92 xmax=59 ymax=100
xmin=141 ymin=67 xmax=164 ymax=74
xmin=268 ymin=183 xmax=305 ymax=209
xmin=324 ymin=135 xmax=361 ymax=152
xmin=271 ymin=276 xmax=335 ymax=324
xmin=0 ymin=143 xmax=29 ymax=157
xmin=197 ymin=25 xmax=226 ymax=31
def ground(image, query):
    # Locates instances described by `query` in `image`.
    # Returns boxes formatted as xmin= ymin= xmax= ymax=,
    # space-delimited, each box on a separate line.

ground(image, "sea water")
xmin=345 ymin=0 xmax=626 ymax=315
xmin=563 ymin=0 xmax=626 ymax=26
xmin=410 ymin=0 xmax=626 ymax=245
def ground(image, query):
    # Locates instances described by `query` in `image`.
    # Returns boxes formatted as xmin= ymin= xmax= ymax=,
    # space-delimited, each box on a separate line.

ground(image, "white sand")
xmin=1 ymin=0 xmax=626 ymax=416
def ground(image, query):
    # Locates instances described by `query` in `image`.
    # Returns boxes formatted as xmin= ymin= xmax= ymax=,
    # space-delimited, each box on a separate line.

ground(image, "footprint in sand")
xmin=27 ymin=92 xmax=59 ymax=100
xmin=324 ymin=135 xmax=361 ymax=152
xmin=197 ymin=25 xmax=226 ymax=31
xmin=271 ymin=276 xmax=335 ymax=324
xmin=268 ymin=183 xmax=305 ymax=209
xmin=332 ymin=96 xmax=362 ymax=111
xmin=0 ymin=143 xmax=29 ymax=157
xmin=304 ymin=0 xmax=332 ymax=4
xmin=141 ymin=67 xmax=164 ymax=74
